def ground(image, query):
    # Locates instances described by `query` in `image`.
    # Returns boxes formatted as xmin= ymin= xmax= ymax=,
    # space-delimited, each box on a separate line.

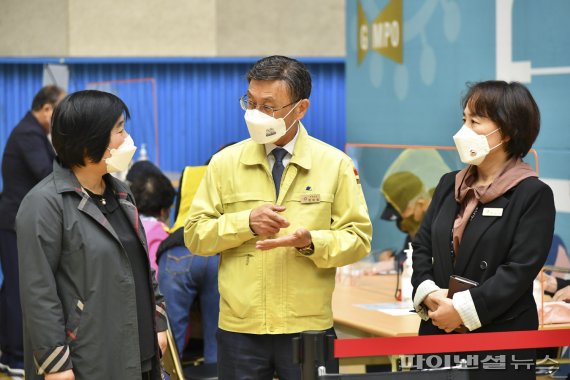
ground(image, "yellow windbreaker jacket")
xmin=185 ymin=125 xmax=372 ymax=334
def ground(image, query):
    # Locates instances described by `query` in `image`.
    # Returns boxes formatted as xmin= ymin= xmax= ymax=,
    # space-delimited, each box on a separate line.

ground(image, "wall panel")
xmin=0 ymin=59 xmax=344 ymax=189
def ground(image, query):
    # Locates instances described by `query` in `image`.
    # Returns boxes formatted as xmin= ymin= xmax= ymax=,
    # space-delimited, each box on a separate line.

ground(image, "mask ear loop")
xmin=282 ymin=100 xmax=302 ymax=119
xmin=484 ymin=128 xmax=501 ymax=137
xmin=281 ymin=100 xmax=303 ymax=133
xmin=485 ymin=128 xmax=504 ymax=151
xmin=489 ymin=141 xmax=504 ymax=151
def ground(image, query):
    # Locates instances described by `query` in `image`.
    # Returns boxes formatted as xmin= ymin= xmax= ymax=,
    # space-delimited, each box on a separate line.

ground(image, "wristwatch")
xmin=296 ymin=242 xmax=315 ymax=256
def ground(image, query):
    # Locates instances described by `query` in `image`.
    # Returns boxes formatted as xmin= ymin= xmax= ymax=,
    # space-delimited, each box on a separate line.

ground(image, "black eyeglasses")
xmin=239 ymin=95 xmax=300 ymax=117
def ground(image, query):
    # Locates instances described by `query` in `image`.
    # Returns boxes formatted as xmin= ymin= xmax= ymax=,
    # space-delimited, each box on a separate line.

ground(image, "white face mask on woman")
xmin=105 ymin=134 xmax=137 ymax=173
xmin=453 ymin=125 xmax=503 ymax=166
xmin=244 ymin=101 xmax=300 ymax=144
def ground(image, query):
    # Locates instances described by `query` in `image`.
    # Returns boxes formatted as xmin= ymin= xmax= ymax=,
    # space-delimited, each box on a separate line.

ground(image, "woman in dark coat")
xmin=16 ymin=90 xmax=168 ymax=380
xmin=412 ymin=81 xmax=555 ymax=379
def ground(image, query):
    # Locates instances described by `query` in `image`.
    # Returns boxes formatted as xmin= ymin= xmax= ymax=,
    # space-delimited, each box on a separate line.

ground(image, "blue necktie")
xmin=272 ymin=148 xmax=288 ymax=198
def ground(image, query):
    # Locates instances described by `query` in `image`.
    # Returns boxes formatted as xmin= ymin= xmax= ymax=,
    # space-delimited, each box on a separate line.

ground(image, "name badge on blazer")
xmin=300 ymin=194 xmax=321 ymax=204
xmin=482 ymin=207 xmax=503 ymax=217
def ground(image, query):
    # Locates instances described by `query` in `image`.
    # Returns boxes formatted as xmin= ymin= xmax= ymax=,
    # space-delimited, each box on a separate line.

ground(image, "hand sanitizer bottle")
xmin=401 ymin=242 xmax=414 ymax=303
xmin=138 ymin=143 xmax=148 ymax=161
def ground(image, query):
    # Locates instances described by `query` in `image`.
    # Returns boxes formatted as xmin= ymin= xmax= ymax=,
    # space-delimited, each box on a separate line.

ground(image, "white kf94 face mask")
xmin=244 ymin=101 xmax=300 ymax=144
xmin=105 ymin=134 xmax=137 ymax=173
xmin=453 ymin=125 xmax=502 ymax=166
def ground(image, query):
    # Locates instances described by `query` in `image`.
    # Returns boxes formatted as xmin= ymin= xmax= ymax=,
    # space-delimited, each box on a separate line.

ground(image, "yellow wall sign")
xmin=358 ymin=0 xmax=403 ymax=64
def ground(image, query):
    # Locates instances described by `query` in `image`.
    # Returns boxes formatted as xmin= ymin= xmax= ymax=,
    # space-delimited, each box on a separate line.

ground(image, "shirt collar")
xmin=264 ymin=125 xmax=300 ymax=158
xmin=240 ymin=122 xmax=311 ymax=170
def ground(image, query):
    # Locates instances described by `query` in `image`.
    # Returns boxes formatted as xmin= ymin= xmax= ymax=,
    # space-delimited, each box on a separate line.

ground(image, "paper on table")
xmin=355 ymin=302 xmax=414 ymax=316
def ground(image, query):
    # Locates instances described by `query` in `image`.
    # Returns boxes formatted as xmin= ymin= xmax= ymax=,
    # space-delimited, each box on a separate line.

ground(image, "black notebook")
xmin=447 ymin=275 xmax=479 ymax=333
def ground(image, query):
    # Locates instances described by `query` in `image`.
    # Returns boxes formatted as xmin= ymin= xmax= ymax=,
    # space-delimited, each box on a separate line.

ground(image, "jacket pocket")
xmin=288 ymin=256 xmax=335 ymax=317
xmin=285 ymin=193 xmax=334 ymax=230
xmin=223 ymin=192 xmax=273 ymax=213
xmin=218 ymin=251 xmax=262 ymax=319
xmin=165 ymin=252 xmax=193 ymax=276
xmin=65 ymin=299 xmax=85 ymax=344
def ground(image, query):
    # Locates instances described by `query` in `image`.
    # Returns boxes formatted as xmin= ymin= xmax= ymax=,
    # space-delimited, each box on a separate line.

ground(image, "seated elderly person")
xmin=128 ymin=163 xmax=175 ymax=275
xmin=157 ymin=166 xmax=219 ymax=365
xmin=543 ymin=273 xmax=570 ymax=302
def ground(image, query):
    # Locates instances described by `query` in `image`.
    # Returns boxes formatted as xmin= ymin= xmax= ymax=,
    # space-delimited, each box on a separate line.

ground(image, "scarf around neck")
xmin=452 ymin=158 xmax=537 ymax=255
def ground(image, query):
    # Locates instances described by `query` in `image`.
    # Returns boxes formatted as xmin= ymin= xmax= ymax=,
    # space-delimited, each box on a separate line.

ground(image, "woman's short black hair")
xmin=130 ymin=170 xmax=175 ymax=218
xmin=51 ymin=90 xmax=130 ymax=168
xmin=462 ymin=81 xmax=540 ymax=159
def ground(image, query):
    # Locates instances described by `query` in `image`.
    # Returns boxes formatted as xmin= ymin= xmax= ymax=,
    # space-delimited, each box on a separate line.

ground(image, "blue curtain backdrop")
xmin=0 ymin=58 xmax=345 ymax=190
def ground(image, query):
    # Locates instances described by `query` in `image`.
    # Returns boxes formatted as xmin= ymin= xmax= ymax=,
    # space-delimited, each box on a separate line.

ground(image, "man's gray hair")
xmin=247 ymin=55 xmax=312 ymax=102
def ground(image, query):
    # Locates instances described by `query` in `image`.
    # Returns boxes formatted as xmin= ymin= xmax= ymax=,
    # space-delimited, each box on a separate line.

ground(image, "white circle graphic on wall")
xmin=363 ymin=0 xmax=461 ymax=101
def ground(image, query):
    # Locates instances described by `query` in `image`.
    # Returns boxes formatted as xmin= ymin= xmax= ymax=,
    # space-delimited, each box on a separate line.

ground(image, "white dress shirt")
xmin=264 ymin=126 xmax=300 ymax=170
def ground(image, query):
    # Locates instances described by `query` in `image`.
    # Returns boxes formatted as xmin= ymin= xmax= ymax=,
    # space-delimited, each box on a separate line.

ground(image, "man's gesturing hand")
xmin=256 ymin=228 xmax=312 ymax=251
xmin=249 ymin=204 xmax=290 ymax=236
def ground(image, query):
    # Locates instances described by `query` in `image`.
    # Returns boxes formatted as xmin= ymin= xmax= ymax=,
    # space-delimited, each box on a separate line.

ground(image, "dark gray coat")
xmin=16 ymin=160 xmax=168 ymax=380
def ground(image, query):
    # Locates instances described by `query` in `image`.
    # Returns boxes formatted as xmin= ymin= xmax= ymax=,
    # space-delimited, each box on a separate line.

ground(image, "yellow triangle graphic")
xmin=357 ymin=0 xmax=369 ymax=65
xmin=371 ymin=0 xmax=403 ymax=64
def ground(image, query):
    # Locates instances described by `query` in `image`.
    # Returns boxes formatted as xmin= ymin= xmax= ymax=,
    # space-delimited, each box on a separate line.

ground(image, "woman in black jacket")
xmin=411 ymin=81 xmax=555 ymax=379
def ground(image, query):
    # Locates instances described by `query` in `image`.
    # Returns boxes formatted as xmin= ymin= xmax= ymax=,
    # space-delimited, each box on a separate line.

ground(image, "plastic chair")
xmin=161 ymin=326 xmax=185 ymax=380
xmin=161 ymin=324 xmax=218 ymax=380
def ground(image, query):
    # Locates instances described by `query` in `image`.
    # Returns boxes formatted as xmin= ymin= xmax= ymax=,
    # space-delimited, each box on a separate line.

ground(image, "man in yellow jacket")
xmin=185 ymin=55 xmax=372 ymax=379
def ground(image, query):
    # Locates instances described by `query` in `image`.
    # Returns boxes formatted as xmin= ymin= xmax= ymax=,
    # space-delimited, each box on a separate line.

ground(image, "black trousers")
xmin=0 ymin=229 xmax=23 ymax=368
xmin=216 ymin=327 xmax=339 ymax=380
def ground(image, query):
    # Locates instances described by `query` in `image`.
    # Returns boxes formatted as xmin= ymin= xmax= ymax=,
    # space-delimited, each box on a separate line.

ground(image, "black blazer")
xmin=0 ymin=112 xmax=55 ymax=230
xmin=412 ymin=170 xmax=555 ymax=335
